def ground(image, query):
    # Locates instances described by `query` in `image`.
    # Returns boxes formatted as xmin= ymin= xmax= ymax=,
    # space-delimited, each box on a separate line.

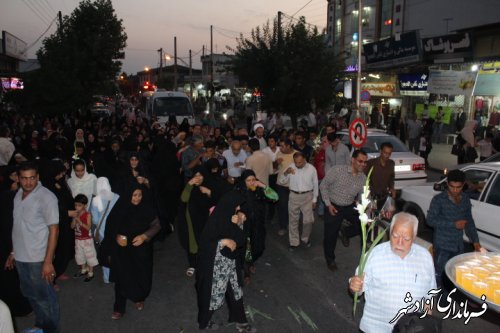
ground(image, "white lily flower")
xmin=359 ymin=213 xmax=370 ymax=225
xmin=355 ymin=203 xmax=365 ymax=214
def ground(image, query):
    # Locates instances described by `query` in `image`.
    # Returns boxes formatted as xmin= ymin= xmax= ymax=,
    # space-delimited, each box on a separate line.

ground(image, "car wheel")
xmin=401 ymin=201 xmax=430 ymax=238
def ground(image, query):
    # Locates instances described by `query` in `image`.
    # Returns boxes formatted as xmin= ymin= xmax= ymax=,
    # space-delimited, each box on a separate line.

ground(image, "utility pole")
xmin=174 ymin=36 xmax=178 ymax=91
xmin=58 ymin=11 xmax=62 ymax=27
xmin=277 ymin=11 xmax=282 ymax=48
xmin=210 ymin=25 xmax=214 ymax=112
xmin=189 ymin=49 xmax=193 ymax=100
xmin=158 ymin=48 xmax=163 ymax=84
xmin=356 ymin=0 xmax=363 ymax=111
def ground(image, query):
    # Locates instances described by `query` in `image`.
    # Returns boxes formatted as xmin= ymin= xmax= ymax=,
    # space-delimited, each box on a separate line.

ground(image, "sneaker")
xmin=278 ymin=229 xmax=286 ymax=236
xmin=186 ymin=267 xmax=195 ymax=277
xmin=73 ymin=270 xmax=87 ymax=278
xmin=236 ymin=323 xmax=257 ymax=333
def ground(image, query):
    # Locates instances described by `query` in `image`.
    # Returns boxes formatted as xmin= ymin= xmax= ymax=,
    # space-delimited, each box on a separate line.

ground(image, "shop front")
xmin=472 ymin=62 xmax=500 ymax=136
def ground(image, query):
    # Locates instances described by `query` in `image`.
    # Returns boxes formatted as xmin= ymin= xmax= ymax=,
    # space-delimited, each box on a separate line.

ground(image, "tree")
xmin=232 ymin=17 xmax=342 ymax=124
xmin=28 ymin=0 xmax=127 ymax=114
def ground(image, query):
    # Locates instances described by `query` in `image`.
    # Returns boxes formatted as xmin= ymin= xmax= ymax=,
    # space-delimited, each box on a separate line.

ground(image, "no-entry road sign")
xmin=349 ymin=118 xmax=367 ymax=148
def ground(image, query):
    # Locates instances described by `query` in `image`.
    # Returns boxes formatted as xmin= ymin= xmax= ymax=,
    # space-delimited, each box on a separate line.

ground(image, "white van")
xmin=147 ymin=91 xmax=196 ymax=126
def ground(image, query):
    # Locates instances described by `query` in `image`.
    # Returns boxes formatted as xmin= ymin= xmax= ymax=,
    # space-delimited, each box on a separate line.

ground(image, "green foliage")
xmin=27 ymin=0 xmax=127 ymax=115
xmin=232 ymin=17 xmax=342 ymax=123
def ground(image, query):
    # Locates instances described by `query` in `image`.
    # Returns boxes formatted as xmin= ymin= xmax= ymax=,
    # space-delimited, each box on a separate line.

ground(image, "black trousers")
xmin=323 ymin=203 xmax=360 ymax=264
xmin=198 ymin=283 xmax=247 ymax=329
xmin=275 ymin=184 xmax=290 ymax=229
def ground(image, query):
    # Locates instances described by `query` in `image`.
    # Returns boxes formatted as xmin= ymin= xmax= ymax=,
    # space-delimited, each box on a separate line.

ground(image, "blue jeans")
xmin=16 ymin=261 xmax=60 ymax=333
xmin=434 ymin=247 xmax=461 ymax=289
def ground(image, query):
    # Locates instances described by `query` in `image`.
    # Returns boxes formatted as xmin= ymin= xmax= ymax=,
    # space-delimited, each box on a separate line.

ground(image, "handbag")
xmin=451 ymin=142 xmax=462 ymax=156
xmin=93 ymin=201 xmax=111 ymax=267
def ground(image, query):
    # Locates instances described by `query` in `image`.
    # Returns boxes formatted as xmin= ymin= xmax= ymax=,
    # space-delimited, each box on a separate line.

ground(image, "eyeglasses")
xmin=20 ymin=176 xmax=37 ymax=181
xmin=391 ymin=233 xmax=412 ymax=242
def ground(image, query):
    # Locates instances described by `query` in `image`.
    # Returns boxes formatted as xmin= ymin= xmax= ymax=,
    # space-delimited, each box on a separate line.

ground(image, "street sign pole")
xmin=357 ymin=0 xmax=363 ymax=110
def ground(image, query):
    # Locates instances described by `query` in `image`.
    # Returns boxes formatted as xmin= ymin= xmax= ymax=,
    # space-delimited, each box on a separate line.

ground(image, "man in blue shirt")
xmin=427 ymin=169 xmax=481 ymax=287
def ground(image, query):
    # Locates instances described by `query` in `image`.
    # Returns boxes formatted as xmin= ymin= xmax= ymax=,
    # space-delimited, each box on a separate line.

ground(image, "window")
xmin=463 ymin=169 xmax=493 ymax=200
xmin=485 ymin=174 xmax=500 ymax=207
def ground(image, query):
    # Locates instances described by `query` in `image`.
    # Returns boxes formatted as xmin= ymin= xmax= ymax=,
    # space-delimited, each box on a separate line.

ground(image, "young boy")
xmin=71 ymin=194 xmax=98 ymax=282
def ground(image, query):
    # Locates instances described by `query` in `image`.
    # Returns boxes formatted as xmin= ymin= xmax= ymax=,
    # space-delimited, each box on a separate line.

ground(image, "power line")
xmin=22 ymin=17 xmax=57 ymax=54
xmin=42 ymin=0 xmax=56 ymax=13
xmin=291 ymin=0 xmax=314 ymax=17
xmin=21 ymin=0 xmax=50 ymax=25
xmin=26 ymin=0 xmax=53 ymax=24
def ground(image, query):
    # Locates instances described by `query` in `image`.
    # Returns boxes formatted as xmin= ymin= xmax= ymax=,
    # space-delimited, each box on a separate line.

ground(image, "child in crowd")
xmin=477 ymin=133 xmax=495 ymax=161
xmin=71 ymin=194 xmax=98 ymax=282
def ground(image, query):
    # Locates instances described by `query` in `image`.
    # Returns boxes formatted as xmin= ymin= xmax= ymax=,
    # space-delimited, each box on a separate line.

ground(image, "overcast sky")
xmin=1 ymin=0 xmax=327 ymax=74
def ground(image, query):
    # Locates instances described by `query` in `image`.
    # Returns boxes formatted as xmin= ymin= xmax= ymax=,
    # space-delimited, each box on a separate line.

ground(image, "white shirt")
xmin=222 ymin=149 xmax=247 ymax=178
xmin=279 ymin=163 xmax=318 ymax=203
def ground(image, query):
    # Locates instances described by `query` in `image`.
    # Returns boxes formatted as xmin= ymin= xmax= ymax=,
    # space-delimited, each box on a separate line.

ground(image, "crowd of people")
xmin=0 ymin=101 xmax=486 ymax=333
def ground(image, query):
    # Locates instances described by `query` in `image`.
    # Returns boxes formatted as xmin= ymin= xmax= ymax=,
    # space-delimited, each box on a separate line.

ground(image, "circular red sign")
xmin=349 ymin=118 xmax=368 ymax=148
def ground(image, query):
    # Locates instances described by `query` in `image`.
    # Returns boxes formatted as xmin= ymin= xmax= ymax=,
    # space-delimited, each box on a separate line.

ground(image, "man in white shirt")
xmin=222 ymin=139 xmax=247 ymax=183
xmin=325 ymin=132 xmax=351 ymax=171
xmin=280 ymin=152 xmax=318 ymax=250
xmin=245 ymin=138 xmax=273 ymax=186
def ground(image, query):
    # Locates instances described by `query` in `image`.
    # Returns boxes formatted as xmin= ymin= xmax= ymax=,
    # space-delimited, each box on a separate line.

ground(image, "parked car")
xmin=90 ymin=103 xmax=111 ymax=117
xmin=400 ymin=162 xmax=500 ymax=252
xmin=337 ymin=129 xmax=427 ymax=189
xmin=444 ymin=152 xmax=500 ymax=175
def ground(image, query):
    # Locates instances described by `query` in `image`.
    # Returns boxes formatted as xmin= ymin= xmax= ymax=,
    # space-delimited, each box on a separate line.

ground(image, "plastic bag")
xmin=380 ymin=196 xmax=396 ymax=221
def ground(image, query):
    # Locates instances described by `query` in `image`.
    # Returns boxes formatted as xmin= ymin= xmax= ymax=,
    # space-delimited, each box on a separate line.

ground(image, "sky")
xmin=1 ymin=0 xmax=328 ymax=74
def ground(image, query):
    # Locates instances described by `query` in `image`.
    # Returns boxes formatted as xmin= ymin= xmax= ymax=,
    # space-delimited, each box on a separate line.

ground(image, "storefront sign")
xmin=361 ymin=82 xmax=397 ymax=97
xmin=398 ymin=74 xmax=428 ymax=91
xmin=2 ymin=31 xmax=27 ymax=61
xmin=473 ymin=62 xmax=500 ymax=96
xmin=363 ymin=31 xmax=421 ymax=69
xmin=415 ymin=104 xmax=452 ymax=125
xmin=427 ymin=70 xmax=476 ymax=96
xmin=0 ymin=77 xmax=24 ymax=90
xmin=423 ymin=32 xmax=473 ymax=63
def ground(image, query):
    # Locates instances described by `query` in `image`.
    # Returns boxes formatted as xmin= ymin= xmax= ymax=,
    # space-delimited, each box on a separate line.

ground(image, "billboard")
xmin=427 ymin=70 xmax=476 ymax=96
xmin=363 ymin=31 xmax=421 ymax=69
xmin=2 ymin=31 xmax=27 ymax=61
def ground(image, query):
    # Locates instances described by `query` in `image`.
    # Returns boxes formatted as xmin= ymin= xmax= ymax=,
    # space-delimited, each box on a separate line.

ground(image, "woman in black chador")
xmin=195 ymin=193 xmax=257 ymax=332
xmin=103 ymin=185 xmax=161 ymax=320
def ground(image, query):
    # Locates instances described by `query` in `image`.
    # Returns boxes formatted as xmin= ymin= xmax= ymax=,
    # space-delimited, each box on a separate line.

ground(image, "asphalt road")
xmin=13 ymin=169 xmax=499 ymax=332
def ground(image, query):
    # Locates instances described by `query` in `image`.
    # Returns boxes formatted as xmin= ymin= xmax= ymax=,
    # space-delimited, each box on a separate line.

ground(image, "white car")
xmin=400 ymin=163 xmax=500 ymax=252
xmin=337 ymin=129 xmax=427 ymax=189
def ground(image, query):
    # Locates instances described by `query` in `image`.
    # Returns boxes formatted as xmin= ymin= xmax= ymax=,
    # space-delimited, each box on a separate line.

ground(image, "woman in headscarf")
xmin=234 ymin=170 xmax=269 ymax=284
xmin=178 ymin=167 xmax=217 ymax=277
xmin=74 ymin=128 xmax=85 ymax=146
xmin=117 ymin=152 xmax=151 ymax=195
xmin=104 ymin=185 xmax=161 ymax=320
xmin=67 ymin=159 xmax=97 ymax=202
xmin=89 ymin=177 xmax=120 ymax=283
xmin=0 ymin=166 xmax=32 ymax=317
xmin=42 ymin=159 xmax=75 ymax=285
xmin=196 ymin=193 xmax=257 ymax=333
xmin=460 ymin=120 xmax=478 ymax=163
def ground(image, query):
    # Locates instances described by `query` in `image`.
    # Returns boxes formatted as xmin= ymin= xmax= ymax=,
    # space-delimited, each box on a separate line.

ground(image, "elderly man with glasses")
xmin=349 ymin=212 xmax=436 ymax=333
xmin=320 ymin=149 xmax=368 ymax=271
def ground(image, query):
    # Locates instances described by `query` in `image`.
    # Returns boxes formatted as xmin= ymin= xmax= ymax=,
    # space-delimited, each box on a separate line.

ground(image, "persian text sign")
xmin=398 ymin=74 xmax=428 ymax=91
xmin=423 ymin=32 xmax=473 ymax=62
xmin=427 ymin=70 xmax=476 ymax=95
xmin=363 ymin=31 xmax=421 ymax=69
xmin=361 ymin=82 xmax=397 ymax=97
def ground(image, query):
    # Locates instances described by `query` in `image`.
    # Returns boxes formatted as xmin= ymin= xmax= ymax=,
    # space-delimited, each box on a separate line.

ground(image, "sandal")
xmin=186 ymin=267 xmax=195 ymax=277
xmin=111 ymin=312 xmax=123 ymax=320
xmin=134 ymin=302 xmax=144 ymax=311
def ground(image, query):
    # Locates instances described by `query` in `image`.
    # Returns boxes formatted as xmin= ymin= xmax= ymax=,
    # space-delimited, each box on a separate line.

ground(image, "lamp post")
xmin=356 ymin=0 xmax=363 ymax=111
xmin=144 ymin=66 xmax=150 ymax=84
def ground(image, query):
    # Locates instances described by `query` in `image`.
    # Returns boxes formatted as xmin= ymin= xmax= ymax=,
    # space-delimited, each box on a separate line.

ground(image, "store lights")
xmin=471 ymin=64 xmax=479 ymax=71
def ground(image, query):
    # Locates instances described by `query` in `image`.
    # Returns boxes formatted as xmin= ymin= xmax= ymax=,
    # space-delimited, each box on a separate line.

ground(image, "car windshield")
xmin=341 ymin=134 xmax=409 ymax=153
xmin=153 ymin=97 xmax=193 ymax=116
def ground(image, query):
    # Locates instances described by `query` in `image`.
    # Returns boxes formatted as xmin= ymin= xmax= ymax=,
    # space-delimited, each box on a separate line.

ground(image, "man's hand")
xmin=285 ymin=167 xmax=295 ymax=175
xmin=473 ymin=242 xmax=482 ymax=252
xmin=41 ymin=261 xmax=56 ymax=283
xmin=455 ymin=219 xmax=467 ymax=230
xmin=349 ymin=274 xmax=364 ymax=293
xmin=199 ymin=186 xmax=211 ymax=196
xmin=4 ymin=253 xmax=14 ymax=270
xmin=328 ymin=204 xmax=338 ymax=216
xmin=132 ymin=234 xmax=148 ymax=247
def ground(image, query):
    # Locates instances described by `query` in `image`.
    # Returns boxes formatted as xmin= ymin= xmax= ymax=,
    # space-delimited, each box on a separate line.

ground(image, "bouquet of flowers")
xmin=353 ymin=167 xmax=388 ymax=316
